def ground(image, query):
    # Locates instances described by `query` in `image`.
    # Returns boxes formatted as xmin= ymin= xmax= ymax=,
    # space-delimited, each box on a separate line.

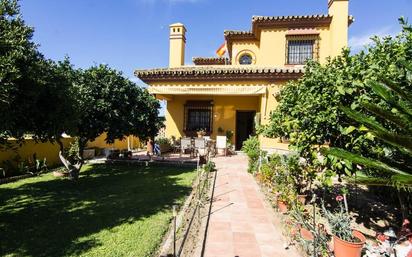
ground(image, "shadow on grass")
xmin=0 ymin=164 xmax=195 ymax=257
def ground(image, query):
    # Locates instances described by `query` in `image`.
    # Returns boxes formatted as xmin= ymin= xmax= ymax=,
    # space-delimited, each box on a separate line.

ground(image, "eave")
xmin=135 ymin=66 xmax=304 ymax=83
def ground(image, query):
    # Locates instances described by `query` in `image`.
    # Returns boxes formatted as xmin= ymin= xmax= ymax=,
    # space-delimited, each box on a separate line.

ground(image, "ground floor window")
xmin=184 ymin=101 xmax=213 ymax=134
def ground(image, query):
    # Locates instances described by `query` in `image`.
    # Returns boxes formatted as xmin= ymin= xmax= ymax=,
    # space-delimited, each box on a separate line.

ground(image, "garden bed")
xmin=255 ymin=172 xmax=405 ymax=256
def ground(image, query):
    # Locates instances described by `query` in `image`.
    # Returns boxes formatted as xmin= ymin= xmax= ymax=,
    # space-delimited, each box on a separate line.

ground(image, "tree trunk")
xmin=57 ymin=137 xmax=83 ymax=181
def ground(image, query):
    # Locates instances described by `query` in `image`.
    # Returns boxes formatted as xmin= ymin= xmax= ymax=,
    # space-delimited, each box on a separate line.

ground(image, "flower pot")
xmin=297 ymin=194 xmax=307 ymax=205
xmin=300 ymin=227 xmax=314 ymax=241
xmin=277 ymin=200 xmax=288 ymax=213
xmin=333 ymin=230 xmax=366 ymax=257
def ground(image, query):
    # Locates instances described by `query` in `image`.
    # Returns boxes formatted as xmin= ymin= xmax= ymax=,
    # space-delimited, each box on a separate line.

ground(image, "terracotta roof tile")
xmin=192 ymin=57 xmax=230 ymax=65
xmin=251 ymin=14 xmax=332 ymax=22
xmin=135 ymin=66 xmax=304 ymax=82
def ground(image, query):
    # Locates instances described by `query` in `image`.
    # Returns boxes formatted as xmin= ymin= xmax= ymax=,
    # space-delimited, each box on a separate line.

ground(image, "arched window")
xmin=239 ymin=54 xmax=253 ymax=65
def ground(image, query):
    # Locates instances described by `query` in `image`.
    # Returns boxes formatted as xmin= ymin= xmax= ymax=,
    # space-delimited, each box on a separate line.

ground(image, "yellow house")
xmin=135 ymin=0 xmax=353 ymax=152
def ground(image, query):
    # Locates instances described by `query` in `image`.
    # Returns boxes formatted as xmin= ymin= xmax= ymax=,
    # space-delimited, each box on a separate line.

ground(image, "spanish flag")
xmin=216 ymin=42 xmax=227 ymax=57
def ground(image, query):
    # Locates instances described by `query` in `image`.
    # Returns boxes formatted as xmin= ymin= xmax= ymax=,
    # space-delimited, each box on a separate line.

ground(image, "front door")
xmin=235 ymin=111 xmax=256 ymax=151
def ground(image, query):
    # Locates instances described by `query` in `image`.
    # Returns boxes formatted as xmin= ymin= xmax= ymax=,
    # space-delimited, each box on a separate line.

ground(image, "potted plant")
xmin=196 ymin=128 xmax=206 ymax=138
xmin=275 ymin=182 xmax=296 ymax=214
xmin=155 ymin=137 xmax=171 ymax=153
xmin=322 ymin=195 xmax=366 ymax=257
xmin=276 ymin=191 xmax=289 ymax=213
xmin=284 ymin=154 xmax=316 ymax=205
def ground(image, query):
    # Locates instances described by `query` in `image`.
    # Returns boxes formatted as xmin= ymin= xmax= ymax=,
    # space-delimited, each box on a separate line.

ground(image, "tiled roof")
xmin=224 ymin=30 xmax=254 ymax=37
xmin=135 ymin=66 xmax=304 ymax=82
xmin=192 ymin=57 xmax=230 ymax=65
xmin=252 ymin=14 xmax=332 ymax=22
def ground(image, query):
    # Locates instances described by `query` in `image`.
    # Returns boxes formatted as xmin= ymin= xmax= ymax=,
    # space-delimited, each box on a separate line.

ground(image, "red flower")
xmin=376 ymin=233 xmax=388 ymax=242
xmin=336 ymin=195 xmax=344 ymax=202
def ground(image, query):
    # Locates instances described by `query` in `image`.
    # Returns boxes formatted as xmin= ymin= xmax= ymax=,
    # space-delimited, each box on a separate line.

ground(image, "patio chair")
xmin=171 ymin=137 xmax=181 ymax=153
xmin=216 ymin=136 xmax=227 ymax=156
xmin=194 ymin=138 xmax=207 ymax=157
xmin=180 ymin=137 xmax=194 ymax=157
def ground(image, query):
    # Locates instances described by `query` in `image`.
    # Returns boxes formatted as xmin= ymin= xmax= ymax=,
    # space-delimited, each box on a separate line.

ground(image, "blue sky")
xmin=20 ymin=0 xmax=411 ymax=115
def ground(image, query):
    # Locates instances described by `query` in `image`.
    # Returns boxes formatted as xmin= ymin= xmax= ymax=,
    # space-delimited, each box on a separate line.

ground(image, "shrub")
xmin=241 ymin=136 xmax=261 ymax=173
xmin=204 ymin=161 xmax=216 ymax=173
xmin=155 ymin=137 xmax=171 ymax=146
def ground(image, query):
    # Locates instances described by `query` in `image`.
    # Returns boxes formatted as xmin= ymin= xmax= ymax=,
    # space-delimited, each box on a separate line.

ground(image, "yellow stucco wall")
xmin=230 ymin=26 xmax=335 ymax=67
xmin=87 ymin=133 xmax=140 ymax=150
xmin=0 ymin=137 xmax=74 ymax=168
xmin=165 ymin=94 xmax=259 ymax=145
xmin=158 ymin=79 xmax=293 ymax=150
xmin=0 ymin=133 xmax=140 ymax=170
xmin=228 ymin=0 xmax=349 ymax=66
xmin=329 ymin=0 xmax=349 ymax=57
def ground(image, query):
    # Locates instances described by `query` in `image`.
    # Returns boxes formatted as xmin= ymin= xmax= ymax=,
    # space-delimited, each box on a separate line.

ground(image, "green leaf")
xmin=343 ymin=126 xmax=356 ymax=135
xmin=337 ymin=86 xmax=345 ymax=95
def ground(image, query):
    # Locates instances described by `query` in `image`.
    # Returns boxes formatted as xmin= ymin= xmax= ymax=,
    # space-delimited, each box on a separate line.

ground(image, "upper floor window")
xmin=287 ymin=40 xmax=315 ymax=65
xmin=239 ymin=54 xmax=253 ymax=65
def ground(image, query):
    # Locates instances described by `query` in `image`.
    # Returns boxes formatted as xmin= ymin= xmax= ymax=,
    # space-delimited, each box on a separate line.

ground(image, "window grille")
xmin=287 ymin=39 xmax=315 ymax=65
xmin=239 ymin=54 xmax=253 ymax=65
xmin=183 ymin=101 xmax=213 ymax=133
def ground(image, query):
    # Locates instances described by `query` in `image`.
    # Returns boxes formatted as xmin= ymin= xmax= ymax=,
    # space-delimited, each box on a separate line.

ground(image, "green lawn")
xmin=0 ymin=164 xmax=196 ymax=257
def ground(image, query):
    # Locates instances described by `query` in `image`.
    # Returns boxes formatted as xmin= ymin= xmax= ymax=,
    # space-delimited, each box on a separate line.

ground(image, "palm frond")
xmin=326 ymin=147 xmax=411 ymax=176
xmin=362 ymin=102 xmax=412 ymax=133
xmin=370 ymin=81 xmax=412 ymax=118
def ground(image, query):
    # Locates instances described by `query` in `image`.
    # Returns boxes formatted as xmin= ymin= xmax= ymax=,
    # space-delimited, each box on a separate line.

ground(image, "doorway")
xmin=235 ymin=111 xmax=256 ymax=151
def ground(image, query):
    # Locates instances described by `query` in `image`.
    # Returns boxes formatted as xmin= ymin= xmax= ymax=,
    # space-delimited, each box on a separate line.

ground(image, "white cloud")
xmin=349 ymin=26 xmax=400 ymax=51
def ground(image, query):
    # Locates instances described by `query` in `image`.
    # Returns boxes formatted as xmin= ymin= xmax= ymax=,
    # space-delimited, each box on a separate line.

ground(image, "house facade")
xmin=136 ymin=0 xmax=353 ymax=152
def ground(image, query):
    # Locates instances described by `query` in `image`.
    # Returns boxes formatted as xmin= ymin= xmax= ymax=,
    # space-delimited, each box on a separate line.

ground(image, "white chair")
xmin=194 ymin=138 xmax=207 ymax=156
xmin=216 ymin=136 xmax=227 ymax=156
xmin=180 ymin=138 xmax=193 ymax=157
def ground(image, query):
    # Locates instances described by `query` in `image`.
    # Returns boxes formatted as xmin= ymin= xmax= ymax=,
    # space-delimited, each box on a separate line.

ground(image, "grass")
xmin=0 ymin=163 xmax=196 ymax=257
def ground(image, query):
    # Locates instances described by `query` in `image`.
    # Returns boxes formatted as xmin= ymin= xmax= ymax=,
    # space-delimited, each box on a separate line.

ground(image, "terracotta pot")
xmin=300 ymin=227 xmax=314 ymax=241
xmin=297 ymin=194 xmax=307 ymax=205
xmin=277 ymin=200 xmax=288 ymax=213
xmin=333 ymin=230 xmax=366 ymax=257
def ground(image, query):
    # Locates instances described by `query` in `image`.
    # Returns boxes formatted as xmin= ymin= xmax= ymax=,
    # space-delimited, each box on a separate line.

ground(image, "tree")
xmin=326 ymin=60 xmax=412 ymax=188
xmin=262 ymin=19 xmax=412 ymax=179
xmin=0 ymin=0 xmax=76 ymax=147
xmin=58 ymin=65 xmax=162 ymax=180
xmin=1 ymin=0 xmax=162 ymax=180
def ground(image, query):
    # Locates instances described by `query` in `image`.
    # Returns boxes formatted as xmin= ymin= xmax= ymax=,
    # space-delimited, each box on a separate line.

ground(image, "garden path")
xmin=203 ymin=154 xmax=300 ymax=257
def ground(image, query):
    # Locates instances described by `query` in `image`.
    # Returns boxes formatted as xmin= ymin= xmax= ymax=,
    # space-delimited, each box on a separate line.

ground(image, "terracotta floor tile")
xmin=203 ymin=155 xmax=300 ymax=257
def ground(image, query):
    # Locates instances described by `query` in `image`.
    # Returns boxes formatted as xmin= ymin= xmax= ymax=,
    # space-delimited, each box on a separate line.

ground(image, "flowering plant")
xmin=322 ymin=195 xmax=357 ymax=242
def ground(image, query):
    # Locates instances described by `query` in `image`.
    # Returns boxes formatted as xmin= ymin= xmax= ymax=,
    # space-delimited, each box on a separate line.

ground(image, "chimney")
xmin=169 ymin=23 xmax=186 ymax=68
xmin=328 ymin=0 xmax=349 ymax=57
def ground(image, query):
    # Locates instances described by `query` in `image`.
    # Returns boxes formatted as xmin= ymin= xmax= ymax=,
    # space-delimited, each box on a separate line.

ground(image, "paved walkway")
xmin=203 ymin=154 xmax=300 ymax=257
